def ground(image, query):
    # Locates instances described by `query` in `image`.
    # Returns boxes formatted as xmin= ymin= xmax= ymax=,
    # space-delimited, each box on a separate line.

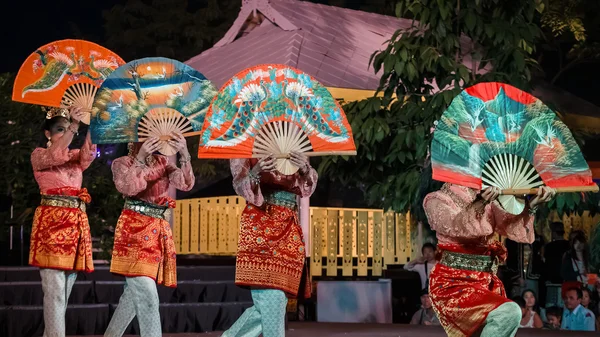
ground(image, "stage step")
xmin=0 ymin=265 xmax=236 ymax=282
xmin=0 ymin=302 xmax=253 ymax=336
xmin=0 ymin=280 xmax=252 ymax=306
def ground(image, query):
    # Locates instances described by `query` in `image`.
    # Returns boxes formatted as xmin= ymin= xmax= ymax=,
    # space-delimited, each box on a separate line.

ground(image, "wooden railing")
xmin=173 ymin=197 xmax=419 ymax=277
xmin=173 ymin=196 xmax=599 ymax=277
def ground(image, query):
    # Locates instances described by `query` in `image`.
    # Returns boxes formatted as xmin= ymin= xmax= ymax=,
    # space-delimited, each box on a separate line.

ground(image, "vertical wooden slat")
xmin=218 ymin=199 xmax=228 ymax=253
xmin=228 ymin=197 xmax=242 ymax=254
xmin=180 ymin=200 xmax=191 ymax=254
xmin=208 ymin=201 xmax=218 ymax=254
xmin=173 ymin=200 xmax=182 ymax=254
xmin=311 ymin=208 xmax=324 ymax=277
xmin=383 ymin=211 xmax=395 ymax=268
xmin=342 ymin=210 xmax=354 ymax=276
xmin=357 ymin=211 xmax=368 ymax=276
xmin=326 ymin=210 xmax=339 ymax=276
xmin=199 ymin=199 xmax=208 ymax=254
xmin=373 ymin=211 xmax=383 ymax=276
xmin=189 ymin=199 xmax=200 ymax=254
xmin=396 ymin=213 xmax=407 ymax=264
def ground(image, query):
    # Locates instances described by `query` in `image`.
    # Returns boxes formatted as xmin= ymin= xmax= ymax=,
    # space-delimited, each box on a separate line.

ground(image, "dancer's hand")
xmin=480 ymin=187 xmax=500 ymax=203
xmin=137 ymin=137 xmax=160 ymax=162
xmin=530 ymin=186 xmax=555 ymax=209
xmin=168 ymin=132 xmax=189 ymax=156
xmin=69 ymin=107 xmax=85 ymax=127
xmin=252 ymin=155 xmax=276 ymax=175
xmin=290 ymin=151 xmax=310 ymax=174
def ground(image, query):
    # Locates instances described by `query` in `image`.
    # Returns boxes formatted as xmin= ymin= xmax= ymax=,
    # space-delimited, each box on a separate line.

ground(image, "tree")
xmin=102 ymin=0 xmax=240 ymax=61
xmin=318 ymin=0 xmax=551 ymax=223
xmin=537 ymin=0 xmax=600 ymax=85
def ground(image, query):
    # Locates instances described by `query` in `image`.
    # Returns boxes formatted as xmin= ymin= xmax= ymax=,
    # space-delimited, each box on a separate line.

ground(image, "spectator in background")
xmin=521 ymin=289 xmax=544 ymax=328
xmin=544 ymin=306 xmax=563 ymax=330
xmin=562 ymin=287 xmax=595 ymax=331
xmin=561 ymin=231 xmax=591 ymax=296
xmin=404 ymin=243 xmax=437 ymax=291
xmin=410 ymin=289 xmax=440 ymax=326
xmin=581 ymin=288 xmax=600 ymax=331
xmin=543 ymin=222 xmax=569 ymax=284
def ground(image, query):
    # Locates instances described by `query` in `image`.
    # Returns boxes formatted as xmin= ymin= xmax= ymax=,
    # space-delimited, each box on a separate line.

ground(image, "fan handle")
xmin=501 ymin=185 xmax=599 ymax=195
xmin=252 ymin=150 xmax=357 ymax=159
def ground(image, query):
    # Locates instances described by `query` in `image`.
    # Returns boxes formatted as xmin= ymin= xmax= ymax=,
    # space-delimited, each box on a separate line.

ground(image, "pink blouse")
xmin=31 ymin=136 xmax=97 ymax=193
xmin=423 ymin=184 xmax=535 ymax=245
xmin=111 ymin=155 xmax=195 ymax=205
xmin=230 ymin=158 xmax=318 ymax=206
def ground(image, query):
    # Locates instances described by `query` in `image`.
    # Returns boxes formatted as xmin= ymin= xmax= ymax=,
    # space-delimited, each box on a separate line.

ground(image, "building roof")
xmin=185 ymin=0 xmax=417 ymax=90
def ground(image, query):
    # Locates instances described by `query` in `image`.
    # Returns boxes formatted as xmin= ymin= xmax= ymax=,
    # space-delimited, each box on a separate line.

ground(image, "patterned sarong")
xmin=430 ymin=242 xmax=510 ymax=337
xmin=29 ymin=187 xmax=94 ymax=272
xmin=110 ymin=198 xmax=177 ymax=287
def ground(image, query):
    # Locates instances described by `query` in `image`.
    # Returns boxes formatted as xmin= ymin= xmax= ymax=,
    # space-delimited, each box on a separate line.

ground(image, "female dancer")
xmin=222 ymin=152 xmax=317 ymax=337
xmin=424 ymin=184 xmax=554 ymax=337
xmin=30 ymin=106 xmax=95 ymax=337
xmin=104 ymin=133 xmax=194 ymax=337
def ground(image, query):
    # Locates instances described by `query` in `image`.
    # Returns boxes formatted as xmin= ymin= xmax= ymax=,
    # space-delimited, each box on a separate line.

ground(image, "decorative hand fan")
xmin=431 ymin=82 xmax=598 ymax=214
xmin=196 ymin=64 xmax=356 ymax=174
xmin=90 ymin=57 xmax=218 ymax=155
xmin=12 ymin=39 xmax=124 ymax=124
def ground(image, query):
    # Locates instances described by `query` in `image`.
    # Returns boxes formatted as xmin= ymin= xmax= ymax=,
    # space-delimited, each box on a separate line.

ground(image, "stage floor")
xmin=77 ymin=322 xmax=596 ymax=336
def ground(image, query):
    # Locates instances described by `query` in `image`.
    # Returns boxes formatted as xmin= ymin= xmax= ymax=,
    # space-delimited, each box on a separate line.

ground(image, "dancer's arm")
xmin=78 ymin=131 xmax=97 ymax=170
xmin=111 ymin=156 xmax=148 ymax=196
xmin=494 ymin=187 xmax=554 ymax=244
xmin=423 ymin=186 xmax=494 ymax=239
xmin=165 ymin=133 xmax=195 ymax=192
xmin=290 ymin=151 xmax=318 ymax=198
xmin=231 ymin=155 xmax=277 ymax=206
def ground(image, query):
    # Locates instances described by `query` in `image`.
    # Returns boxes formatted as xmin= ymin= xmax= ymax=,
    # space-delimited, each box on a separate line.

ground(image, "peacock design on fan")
xmin=198 ymin=64 xmax=357 ymax=175
xmin=201 ymin=65 xmax=349 ymax=148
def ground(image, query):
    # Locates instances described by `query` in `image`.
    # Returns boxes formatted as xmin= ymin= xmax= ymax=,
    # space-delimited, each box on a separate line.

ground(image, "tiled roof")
xmin=185 ymin=0 xmax=415 ymax=90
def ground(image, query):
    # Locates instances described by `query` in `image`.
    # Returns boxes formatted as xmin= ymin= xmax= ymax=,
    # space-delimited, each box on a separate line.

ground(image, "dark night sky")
xmin=1 ymin=0 xmax=122 ymax=73
xmin=1 ymin=0 xmax=598 ymax=106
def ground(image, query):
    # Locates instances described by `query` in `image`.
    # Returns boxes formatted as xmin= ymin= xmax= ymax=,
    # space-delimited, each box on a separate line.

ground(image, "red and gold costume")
xmin=110 ymin=155 xmax=194 ymax=288
xmin=424 ymin=184 xmax=535 ymax=337
xmin=231 ymin=158 xmax=317 ymax=297
xmin=222 ymin=158 xmax=318 ymax=337
xmin=30 ymin=136 xmax=96 ymax=272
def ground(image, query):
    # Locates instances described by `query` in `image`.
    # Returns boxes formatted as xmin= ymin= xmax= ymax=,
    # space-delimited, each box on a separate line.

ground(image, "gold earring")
xmin=47 ymin=138 xmax=52 ymax=148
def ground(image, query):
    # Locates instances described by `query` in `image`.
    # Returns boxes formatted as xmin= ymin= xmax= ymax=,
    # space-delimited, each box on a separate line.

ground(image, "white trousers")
xmin=40 ymin=268 xmax=77 ymax=337
xmin=104 ymin=276 xmax=162 ymax=337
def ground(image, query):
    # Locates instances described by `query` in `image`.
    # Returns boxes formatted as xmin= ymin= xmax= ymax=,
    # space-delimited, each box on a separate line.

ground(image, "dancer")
xmin=222 ymin=152 xmax=317 ymax=337
xmin=30 ymin=106 xmax=96 ymax=337
xmin=104 ymin=133 xmax=194 ymax=337
xmin=424 ymin=184 xmax=554 ymax=337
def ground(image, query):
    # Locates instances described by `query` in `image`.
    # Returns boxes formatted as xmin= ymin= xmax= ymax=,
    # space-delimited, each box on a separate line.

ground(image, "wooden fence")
xmin=173 ymin=197 xmax=418 ymax=277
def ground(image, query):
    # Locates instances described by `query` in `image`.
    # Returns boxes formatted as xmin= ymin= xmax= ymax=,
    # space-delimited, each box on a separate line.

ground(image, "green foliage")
xmin=536 ymin=0 xmax=600 ymax=84
xmin=319 ymin=0 xmax=543 ymax=222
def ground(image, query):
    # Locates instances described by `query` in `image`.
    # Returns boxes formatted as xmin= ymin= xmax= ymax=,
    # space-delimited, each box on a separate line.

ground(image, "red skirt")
xmin=430 ymin=243 xmax=510 ymax=337
xmin=29 ymin=187 xmax=94 ymax=272
xmin=235 ymin=203 xmax=310 ymax=298
xmin=110 ymin=209 xmax=177 ymax=287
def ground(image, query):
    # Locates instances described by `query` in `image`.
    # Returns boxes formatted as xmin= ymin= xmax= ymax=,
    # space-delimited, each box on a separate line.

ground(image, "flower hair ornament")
xmin=42 ymin=106 xmax=70 ymax=120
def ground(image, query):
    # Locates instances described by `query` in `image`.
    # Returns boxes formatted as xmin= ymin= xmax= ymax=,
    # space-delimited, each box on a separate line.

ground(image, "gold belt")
xmin=124 ymin=199 xmax=169 ymax=220
xmin=40 ymin=195 xmax=86 ymax=212
xmin=440 ymin=251 xmax=499 ymax=274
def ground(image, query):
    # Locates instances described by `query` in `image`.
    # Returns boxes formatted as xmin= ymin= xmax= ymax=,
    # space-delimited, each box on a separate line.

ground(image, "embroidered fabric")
xmin=31 ymin=136 xmax=96 ymax=193
xmin=423 ymin=184 xmax=535 ymax=245
xmin=230 ymin=158 xmax=317 ymax=206
xmin=111 ymin=155 xmax=194 ymax=204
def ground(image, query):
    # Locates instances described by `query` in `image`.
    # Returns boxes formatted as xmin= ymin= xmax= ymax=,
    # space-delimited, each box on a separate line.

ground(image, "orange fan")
xmin=12 ymin=39 xmax=125 ymax=124
xmin=197 ymin=64 xmax=356 ymax=174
